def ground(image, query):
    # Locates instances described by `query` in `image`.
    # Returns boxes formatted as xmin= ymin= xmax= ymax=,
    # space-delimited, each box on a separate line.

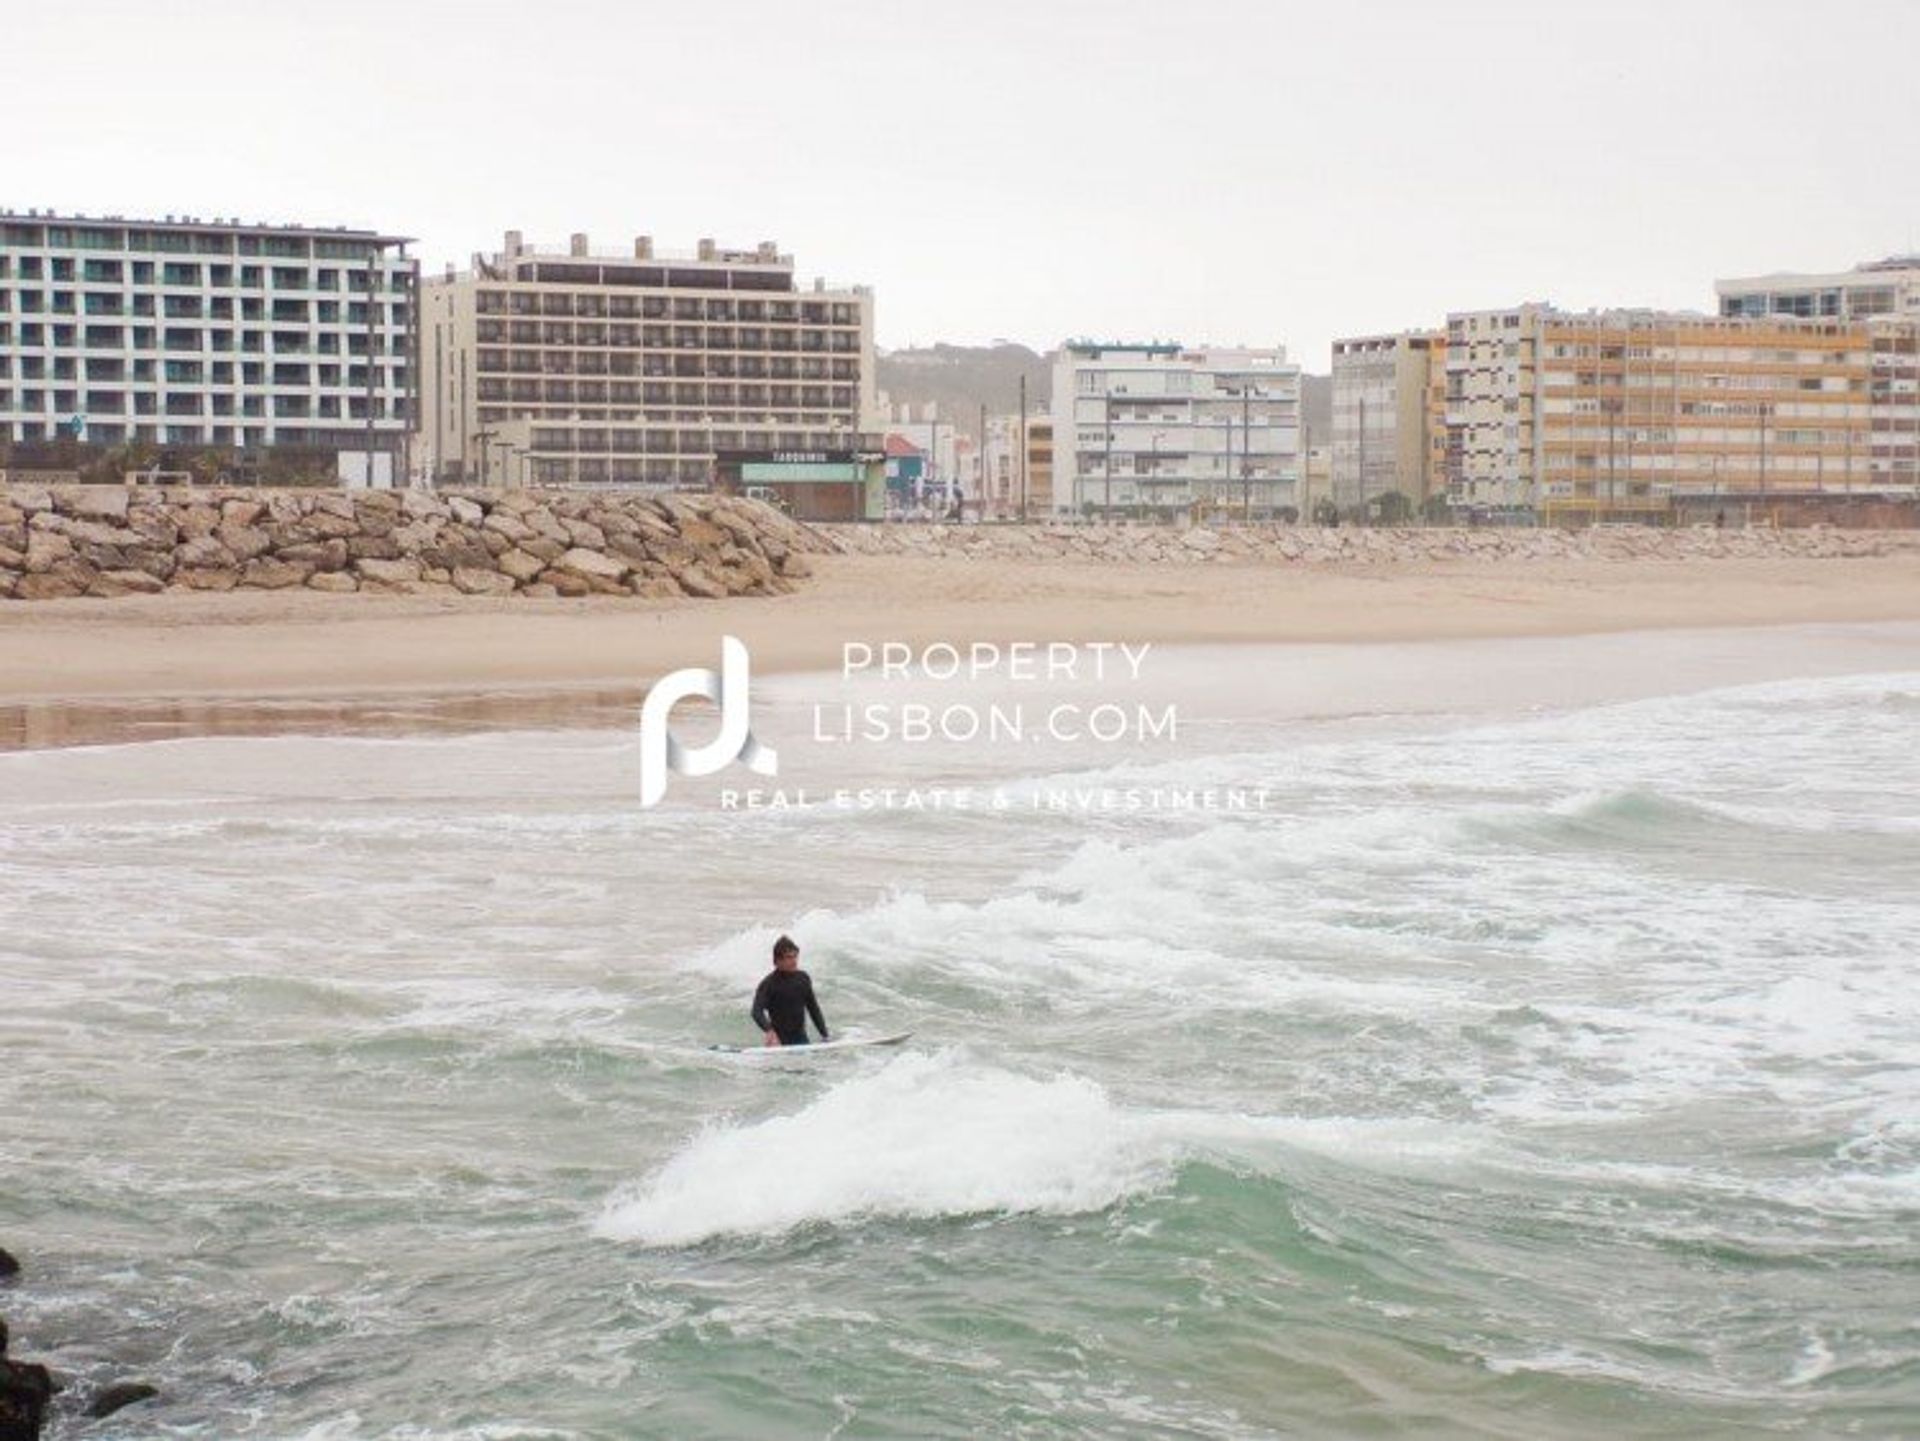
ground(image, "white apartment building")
xmin=0 ymin=209 xmax=414 ymax=468
xmin=1717 ymin=256 xmax=1920 ymax=325
xmin=1048 ymin=342 xmax=1302 ymax=519
xmin=1442 ymin=305 xmax=1548 ymax=513
xmin=1330 ymin=332 xmax=1441 ymax=510
xmin=419 ymin=230 xmax=877 ymax=487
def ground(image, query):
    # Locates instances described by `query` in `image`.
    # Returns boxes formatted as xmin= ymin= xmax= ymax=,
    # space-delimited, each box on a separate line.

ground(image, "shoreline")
xmin=3 ymin=550 xmax=1920 ymax=748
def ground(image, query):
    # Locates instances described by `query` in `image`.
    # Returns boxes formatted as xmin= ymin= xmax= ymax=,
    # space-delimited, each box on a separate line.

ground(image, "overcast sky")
xmin=9 ymin=0 xmax=1917 ymax=368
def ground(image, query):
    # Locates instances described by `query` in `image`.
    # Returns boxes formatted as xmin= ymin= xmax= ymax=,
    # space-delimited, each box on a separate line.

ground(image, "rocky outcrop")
xmin=0 ymin=486 xmax=828 ymax=602
xmin=84 ymin=1383 xmax=159 ymax=1421
xmin=0 ymin=1315 xmax=54 ymax=1441
xmin=816 ymin=521 xmax=1920 ymax=565
xmin=1 ymin=1252 xmax=160 ymax=1438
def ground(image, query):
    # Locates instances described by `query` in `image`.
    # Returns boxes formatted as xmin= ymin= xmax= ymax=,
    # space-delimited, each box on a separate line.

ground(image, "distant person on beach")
xmin=751 ymin=935 xmax=829 ymax=1047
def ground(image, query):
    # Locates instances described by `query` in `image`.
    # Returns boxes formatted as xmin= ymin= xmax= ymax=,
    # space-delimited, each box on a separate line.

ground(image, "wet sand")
xmin=3 ymin=550 xmax=1919 ymax=748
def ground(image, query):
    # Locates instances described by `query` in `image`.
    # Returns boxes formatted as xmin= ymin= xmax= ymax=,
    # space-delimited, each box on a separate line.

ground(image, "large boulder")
xmin=176 ymin=567 xmax=240 ymax=591
xmin=242 ymin=558 xmax=315 ymax=589
xmin=88 ymin=569 xmax=167 ymax=597
xmin=215 ymin=522 xmax=272 ymax=562
xmin=23 ymin=532 xmax=74 ymax=573
xmin=497 ymin=549 xmax=546 ymax=584
xmin=354 ymin=557 xmax=422 ymax=588
xmin=482 ymin=510 xmax=534 ymax=543
xmin=277 ymin=539 xmax=350 ymax=571
xmin=451 ymin=566 xmax=516 ymax=596
xmin=15 ymin=562 xmax=93 ymax=599
xmin=63 ymin=486 xmax=131 ymax=520
xmin=675 ymin=563 xmax=729 ymax=600
xmin=553 ymin=547 xmax=629 ymax=582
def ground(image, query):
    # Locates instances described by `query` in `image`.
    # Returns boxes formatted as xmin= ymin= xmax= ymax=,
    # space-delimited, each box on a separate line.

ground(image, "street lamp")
xmin=1212 ymin=375 xmax=1269 ymax=520
xmin=1102 ymin=389 xmax=1116 ymax=521
xmin=1145 ymin=429 xmax=1168 ymax=521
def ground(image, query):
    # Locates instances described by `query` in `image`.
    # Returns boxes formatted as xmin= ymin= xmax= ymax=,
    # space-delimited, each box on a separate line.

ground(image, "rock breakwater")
xmin=0 ymin=486 xmax=826 ymax=601
xmin=817 ymin=521 xmax=1920 ymax=565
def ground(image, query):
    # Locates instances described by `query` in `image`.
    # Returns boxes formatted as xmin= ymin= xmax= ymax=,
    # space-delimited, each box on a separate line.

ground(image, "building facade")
xmin=1026 ymin=416 xmax=1054 ymax=519
xmin=1442 ymin=304 xmax=1548 ymax=514
xmin=1443 ymin=305 xmax=1915 ymax=522
xmin=1330 ymin=331 xmax=1442 ymax=511
xmin=1717 ymin=257 xmax=1920 ymax=325
xmin=1868 ymin=318 xmax=1920 ymax=496
xmin=1048 ymin=343 xmax=1302 ymax=519
xmin=419 ymin=231 xmax=877 ymax=487
xmin=980 ymin=413 xmax=1050 ymax=520
xmin=713 ymin=448 xmax=885 ymax=521
xmin=0 ymin=209 xmax=414 ymax=471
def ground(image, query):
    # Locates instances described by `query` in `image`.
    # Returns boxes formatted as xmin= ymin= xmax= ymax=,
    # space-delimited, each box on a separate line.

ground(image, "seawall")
xmin=0 ymin=486 xmax=825 ymax=601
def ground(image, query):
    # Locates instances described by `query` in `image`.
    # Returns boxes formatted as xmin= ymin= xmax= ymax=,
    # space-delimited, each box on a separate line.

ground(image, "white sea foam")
xmin=595 ymin=1049 xmax=1492 ymax=1247
xmin=595 ymin=1051 xmax=1176 ymax=1245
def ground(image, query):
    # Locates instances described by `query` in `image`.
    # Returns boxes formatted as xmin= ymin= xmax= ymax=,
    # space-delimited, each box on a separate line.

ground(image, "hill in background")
xmin=875 ymin=344 xmax=1331 ymax=444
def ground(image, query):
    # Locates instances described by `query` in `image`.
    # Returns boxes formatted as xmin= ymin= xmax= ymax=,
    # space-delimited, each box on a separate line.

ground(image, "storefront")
xmin=713 ymin=449 xmax=887 ymax=522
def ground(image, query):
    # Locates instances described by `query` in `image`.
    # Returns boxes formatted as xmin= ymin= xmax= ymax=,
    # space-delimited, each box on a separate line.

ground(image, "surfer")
xmin=751 ymin=935 xmax=830 ymax=1048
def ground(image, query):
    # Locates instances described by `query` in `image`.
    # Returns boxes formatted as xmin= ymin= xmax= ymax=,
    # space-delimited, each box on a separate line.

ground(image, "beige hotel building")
xmin=419 ymin=230 xmax=877 ymax=487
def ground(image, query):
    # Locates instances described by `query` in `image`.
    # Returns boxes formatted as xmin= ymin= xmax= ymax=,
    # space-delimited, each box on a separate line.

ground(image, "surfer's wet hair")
xmin=773 ymin=935 xmax=799 ymax=960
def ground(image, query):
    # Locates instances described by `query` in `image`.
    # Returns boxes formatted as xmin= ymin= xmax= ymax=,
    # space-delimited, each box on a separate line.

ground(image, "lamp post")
xmin=1212 ymin=374 xmax=1268 ymax=521
xmin=1103 ymin=390 xmax=1115 ymax=521
xmin=1146 ymin=429 xmax=1168 ymax=522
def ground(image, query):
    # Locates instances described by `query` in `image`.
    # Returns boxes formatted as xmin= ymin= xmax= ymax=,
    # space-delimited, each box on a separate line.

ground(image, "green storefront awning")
xmin=741 ymin=462 xmax=869 ymax=482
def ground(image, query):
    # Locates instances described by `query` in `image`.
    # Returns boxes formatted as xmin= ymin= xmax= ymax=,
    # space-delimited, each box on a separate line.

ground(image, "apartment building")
xmin=1443 ymin=305 xmax=1914 ymax=522
xmin=0 ymin=209 xmax=414 ymax=469
xmin=418 ymin=230 xmax=876 ymax=487
xmin=1026 ymin=416 xmax=1053 ymax=518
xmin=1329 ymin=331 xmax=1443 ymax=511
xmin=1868 ymin=318 xmax=1920 ymax=493
xmin=1423 ymin=337 xmax=1449 ymax=505
xmin=1442 ymin=304 xmax=1548 ymax=514
xmin=1717 ymin=256 xmax=1920 ymax=325
xmin=980 ymin=412 xmax=1051 ymax=519
xmin=1049 ymin=342 xmax=1302 ymax=519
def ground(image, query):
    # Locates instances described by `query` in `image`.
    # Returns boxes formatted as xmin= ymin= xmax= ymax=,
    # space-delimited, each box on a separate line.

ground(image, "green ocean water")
xmin=3 ymin=661 xmax=1918 ymax=1437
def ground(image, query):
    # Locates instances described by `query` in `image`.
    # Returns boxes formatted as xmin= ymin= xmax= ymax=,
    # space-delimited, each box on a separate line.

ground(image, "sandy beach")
xmin=3 ymin=547 xmax=1919 ymax=748
xmin=5 ymin=550 xmax=1920 ymax=698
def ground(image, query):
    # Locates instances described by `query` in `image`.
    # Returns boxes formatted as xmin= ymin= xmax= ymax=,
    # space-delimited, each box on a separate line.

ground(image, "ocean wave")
xmin=595 ymin=1051 xmax=1172 ymax=1246
xmin=594 ymin=1049 xmax=1490 ymax=1247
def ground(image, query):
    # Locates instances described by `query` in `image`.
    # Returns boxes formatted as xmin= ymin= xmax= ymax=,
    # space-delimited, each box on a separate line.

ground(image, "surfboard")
xmin=709 ymin=1030 xmax=913 ymax=1057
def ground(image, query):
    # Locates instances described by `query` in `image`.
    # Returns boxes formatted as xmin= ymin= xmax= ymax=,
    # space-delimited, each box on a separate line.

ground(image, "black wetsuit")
xmin=750 ymin=968 xmax=829 ymax=1045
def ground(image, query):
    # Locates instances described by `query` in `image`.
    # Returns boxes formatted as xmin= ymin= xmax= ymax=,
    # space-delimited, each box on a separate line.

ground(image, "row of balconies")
xmin=473 ymin=290 xmax=857 ymax=325
xmin=2 ymin=262 xmax=406 ymax=290
xmin=1 ymin=332 xmax=407 ymax=359
xmin=516 ymin=428 xmax=855 ymax=456
xmin=469 ymin=323 xmax=856 ymax=353
xmin=3 ymin=291 xmax=405 ymax=319
xmin=14 ymin=363 xmax=407 ymax=386
xmin=7 ymin=393 xmax=407 ymax=419
xmin=473 ymin=352 xmax=849 ymax=381
xmin=473 ymin=378 xmax=850 ymax=406
xmin=479 ymin=409 xmax=852 ymax=436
